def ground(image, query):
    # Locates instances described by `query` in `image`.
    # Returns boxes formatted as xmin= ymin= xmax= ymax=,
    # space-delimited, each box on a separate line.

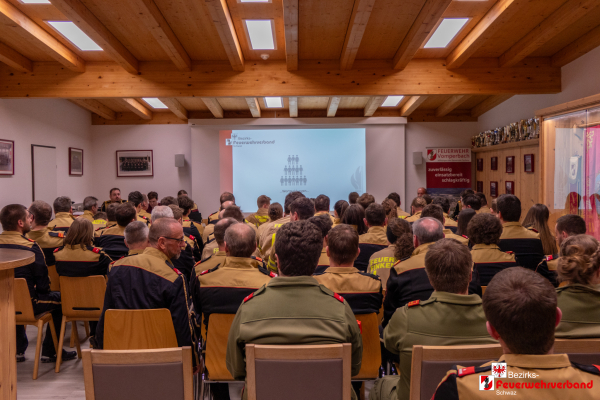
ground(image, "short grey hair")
xmin=151 ymin=205 xmax=174 ymax=223
xmin=413 ymin=217 xmax=444 ymax=245
xmin=148 ymin=218 xmax=180 ymax=246
xmin=124 ymin=221 xmax=149 ymax=245
xmin=83 ymin=196 xmax=98 ymax=211
xmin=142 ymin=193 xmax=148 ymax=203
xmin=224 ymin=223 xmax=256 ymax=257
xmin=53 ymin=196 xmax=72 ymax=213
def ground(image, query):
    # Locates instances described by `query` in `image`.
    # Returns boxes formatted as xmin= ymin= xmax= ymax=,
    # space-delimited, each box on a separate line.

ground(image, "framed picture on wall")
xmin=69 ymin=148 xmax=83 ymax=176
xmin=524 ymin=154 xmax=534 ymax=172
xmin=490 ymin=181 xmax=498 ymax=198
xmin=505 ymin=181 xmax=514 ymax=194
xmin=477 ymin=158 xmax=483 ymax=171
xmin=477 ymin=181 xmax=483 ymax=192
xmin=491 ymin=157 xmax=498 ymax=170
xmin=0 ymin=139 xmax=14 ymax=175
xmin=506 ymin=156 xmax=515 ymax=174
xmin=116 ymin=150 xmax=153 ymax=177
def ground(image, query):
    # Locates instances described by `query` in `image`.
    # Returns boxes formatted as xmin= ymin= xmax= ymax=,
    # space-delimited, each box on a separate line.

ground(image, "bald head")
xmin=412 ymin=217 xmax=444 ymax=246
xmin=224 ymin=223 xmax=256 ymax=258
xmin=417 ymin=187 xmax=428 ymax=197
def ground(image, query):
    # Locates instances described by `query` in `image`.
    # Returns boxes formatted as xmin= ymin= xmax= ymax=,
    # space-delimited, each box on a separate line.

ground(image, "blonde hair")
xmin=557 ymin=234 xmax=600 ymax=285
xmin=64 ymin=219 xmax=94 ymax=250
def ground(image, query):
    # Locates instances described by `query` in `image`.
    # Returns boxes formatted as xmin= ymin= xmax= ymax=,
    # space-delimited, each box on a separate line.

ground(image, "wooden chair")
xmin=48 ymin=265 xmax=60 ymax=292
xmin=103 ymin=309 xmax=178 ymax=350
xmin=353 ymin=313 xmax=381 ymax=380
xmin=82 ymin=347 xmax=193 ymax=400
xmin=14 ymin=278 xmax=59 ymax=379
xmin=554 ymin=338 xmax=600 ymax=364
xmin=55 ymin=275 xmax=106 ymax=372
xmin=246 ymin=344 xmax=352 ymax=400
xmin=200 ymin=314 xmax=235 ymax=399
xmin=409 ymin=344 xmax=503 ymax=400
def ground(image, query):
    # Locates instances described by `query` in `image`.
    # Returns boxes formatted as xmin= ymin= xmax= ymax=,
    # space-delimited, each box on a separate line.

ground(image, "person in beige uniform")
xmin=78 ymin=196 xmax=98 ymax=223
xmin=177 ymin=195 xmax=203 ymax=252
xmin=139 ymin=193 xmax=152 ymax=219
xmin=432 ymin=197 xmax=458 ymax=232
xmin=258 ymin=191 xmax=304 ymax=262
xmin=128 ymin=191 xmax=150 ymax=226
xmin=202 ymin=200 xmax=234 ymax=243
xmin=94 ymin=204 xmax=118 ymax=238
xmin=309 ymin=213 xmax=333 ymax=274
xmin=48 ymin=196 xmax=75 ymax=232
xmin=356 ymin=203 xmax=389 ymax=272
xmin=314 ymin=194 xmax=336 ymax=223
xmin=370 ymin=239 xmax=496 ymax=400
xmin=100 ymin=188 xmax=127 ymax=212
xmin=405 ymin=197 xmax=426 ymax=223
xmin=206 ymin=191 xmax=236 ymax=225
xmin=475 ymin=192 xmax=491 ymax=214
xmin=421 ymin=204 xmax=469 ymax=245
xmin=194 ymin=218 xmax=237 ymax=273
xmin=386 ymin=193 xmax=410 ymax=218
xmin=246 ymin=195 xmax=271 ymax=228
xmin=432 ymin=267 xmax=600 ymax=400
xmin=123 ymin=221 xmax=149 ymax=259
xmin=367 ymin=218 xmax=412 ymax=276
xmin=333 ymin=200 xmax=349 ymax=227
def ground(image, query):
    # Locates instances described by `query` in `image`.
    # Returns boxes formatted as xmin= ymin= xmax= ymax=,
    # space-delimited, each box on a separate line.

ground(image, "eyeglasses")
xmin=162 ymin=236 xmax=185 ymax=243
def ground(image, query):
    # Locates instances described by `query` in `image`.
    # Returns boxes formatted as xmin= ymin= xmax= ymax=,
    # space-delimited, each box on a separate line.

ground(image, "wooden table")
xmin=0 ymin=248 xmax=35 ymax=400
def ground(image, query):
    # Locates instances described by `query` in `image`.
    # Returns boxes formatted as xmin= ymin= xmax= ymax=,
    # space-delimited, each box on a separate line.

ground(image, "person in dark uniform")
xmin=95 ymin=203 xmax=137 ymax=260
xmin=226 ymin=220 xmax=363 ymax=400
xmin=355 ymin=203 xmax=388 ymax=272
xmin=432 ymin=267 xmax=600 ymax=400
xmin=100 ymin=188 xmax=127 ymax=212
xmin=166 ymin=205 xmax=198 ymax=280
xmin=123 ymin=221 xmax=149 ymax=258
xmin=308 ymin=213 xmax=333 ymax=274
xmin=178 ymin=195 xmax=204 ymax=255
xmin=368 ymin=217 xmax=412 ymax=276
xmin=207 ymin=192 xmax=235 ymax=225
xmin=195 ymin=218 xmax=237 ymax=274
xmin=449 ymin=189 xmax=474 ymax=220
xmin=0 ymin=204 xmax=76 ymax=363
xmin=177 ymin=190 xmax=202 ymax=223
xmin=47 ymin=196 xmax=75 ymax=232
xmin=94 ymin=203 xmax=118 ymax=238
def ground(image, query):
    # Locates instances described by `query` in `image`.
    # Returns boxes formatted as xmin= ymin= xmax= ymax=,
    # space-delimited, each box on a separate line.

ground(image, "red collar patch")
xmin=269 ymin=272 xmax=277 ymax=278
xmin=407 ymin=300 xmax=420 ymax=307
xmin=333 ymin=293 xmax=344 ymax=303
xmin=243 ymin=293 xmax=254 ymax=303
xmin=546 ymin=255 xmax=554 ymax=261
xmin=189 ymin=235 xmax=195 ymax=240
xmin=92 ymin=247 xmax=100 ymax=254
xmin=458 ymin=366 xmax=475 ymax=377
xmin=173 ymin=268 xmax=182 ymax=275
xmin=53 ymin=247 xmax=60 ymax=253
xmin=200 ymin=269 xmax=210 ymax=275
xmin=462 ymin=235 xmax=468 ymax=239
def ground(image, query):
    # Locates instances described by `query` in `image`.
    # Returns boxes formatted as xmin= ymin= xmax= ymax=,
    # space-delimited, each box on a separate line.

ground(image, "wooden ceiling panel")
xmin=338 ymin=96 xmax=370 ymax=109
xmin=298 ymin=97 xmax=329 ymax=109
xmin=459 ymin=95 xmax=491 ymax=110
xmin=299 ymin=0 xmax=355 ymax=59
xmin=419 ymin=95 xmax=453 ymax=109
xmin=176 ymin=97 xmax=210 ymax=111
xmin=96 ymin=98 xmax=131 ymax=112
xmin=217 ymin=97 xmax=250 ymax=111
xmin=0 ymin=29 xmax=53 ymax=61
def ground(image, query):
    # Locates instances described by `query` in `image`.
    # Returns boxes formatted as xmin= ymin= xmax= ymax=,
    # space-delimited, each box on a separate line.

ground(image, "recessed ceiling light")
xmin=142 ymin=98 xmax=168 ymax=109
xmin=381 ymin=96 xmax=404 ymax=107
xmin=47 ymin=21 xmax=102 ymax=51
xmin=19 ymin=0 xmax=51 ymax=3
xmin=264 ymin=97 xmax=283 ymax=108
xmin=245 ymin=20 xmax=275 ymax=50
xmin=424 ymin=18 xmax=469 ymax=49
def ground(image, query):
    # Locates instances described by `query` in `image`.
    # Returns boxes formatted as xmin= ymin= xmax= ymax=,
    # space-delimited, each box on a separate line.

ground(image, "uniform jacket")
xmin=499 ymin=222 xmax=544 ymax=271
xmin=194 ymin=250 xmax=227 ymax=276
xmin=47 ymin=212 xmax=75 ymax=232
xmin=183 ymin=219 xmax=203 ymax=252
xmin=100 ymin=199 xmax=126 ymax=212
xmin=536 ymin=254 xmax=559 ymax=287
xmin=443 ymin=213 xmax=458 ymax=233
xmin=202 ymin=239 xmax=218 ymax=260
xmin=397 ymin=208 xmax=410 ymax=218
xmin=79 ymin=210 xmax=95 ymax=223
xmin=315 ymin=211 xmax=336 ymax=224
xmin=432 ymin=354 xmax=600 ymax=399
xmin=313 ymin=266 xmax=383 ymax=314
xmin=471 ymin=244 xmax=518 ymax=286
xmin=555 ymin=284 xmax=600 ymax=338
xmin=385 ymin=291 xmax=496 ymax=400
xmin=95 ymin=225 xmax=129 ymax=260
xmin=246 ymin=208 xmax=271 ymax=228
xmin=207 ymin=210 xmax=219 ymax=225
xmin=26 ymin=228 xmax=64 ymax=267
xmin=355 ymin=226 xmax=388 ymax=272
xmin=263 ymin=216 xmax=291 ymax=271
xmin=202 ymin=223 xmax=215 ymax=244
xmin=443 ymin=229 xmax=469 ymax=245
xmin=405 ymin=211 xmax=422 ymax=223
xmin=139 ymin=209 xmax=152 ymax=219
xmin=367 ymin=245 xmax=396 ymax=275
xmin=171 ymin=235 xmax=197 ymax=281
xmin=332 ymin=217 xmax=342 ymax=227
xmin=314 ymin=247 xmax=331 ymax=274
xmin=94 ymin=221 xmax=116 ymax=238
xmin=189 ymin=203 xmax=203 ymax=224
xmin=478 ymin=205 xmax=492 ymax=214
xmin=136 ymin=214 xmax=150 ymax=226
xmin=54 ymin=245 xmax=112 ymax=277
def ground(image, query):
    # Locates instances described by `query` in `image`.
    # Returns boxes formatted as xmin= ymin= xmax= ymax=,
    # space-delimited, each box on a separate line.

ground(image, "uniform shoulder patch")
xmin=26 ymin=236 xmax=35 ymax=242
xmin=189 ymin=235 xmax=195 ymax=240
xmin=546 ymin=254 xmax=557 ymax=261
xmin=462 ymin=235 xmax=468 ymax=239
xmin=572 ymin=362 xmax=600 ymax=376
xmin=457 ymin=364 xmax=491 ymax=377
xmin=407 ymin=300 xmax=420 ymax=307
xmin=49 ymin=231 xmax=64 ymax=238
xmin=269 ymin=271 xmax=277 ymax=278
xmin=253 ymin=256 xmax=263 ymax=262
xmin=53 ymin=247 xmax=61 ymax=253
xmin=506 ymin=251 xmax=514 ymax=254
xmin=243 ymin=293 xmax=254 ymax=303
xmin=173 ymin=268 xmax=182 ymax=275
xmin=358 ymin=271 xmax=382 ymax=280
xmin=528 ymin=227 xmax=539 ymax=233
xmin=92 ymin=247 xmax=100 ymax=254
xmin=333 ymin=293 xmax=345 ymax=303
xmin=200 ymin=269 xmax=211 ymax=275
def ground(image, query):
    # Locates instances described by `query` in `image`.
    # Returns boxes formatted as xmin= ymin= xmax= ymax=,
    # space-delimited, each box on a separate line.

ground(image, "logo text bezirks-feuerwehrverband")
xmin=229 ymin=140 xmax=275 ymax=145
xmin=495 ymin=379 xmax=594 ymax=390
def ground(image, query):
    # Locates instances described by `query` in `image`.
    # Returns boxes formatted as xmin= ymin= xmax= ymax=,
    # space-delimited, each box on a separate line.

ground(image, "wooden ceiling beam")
xmin=204 ymin=0 xmax=244 ymax=71
xmin=245 ymin=97 xmax=261 ymax=117
xmin=0 ymin=0 xmax=85 ymax=72
xmin=130 ymin=0 xmax=191 ymax=71
xmin=446 ymin=0 xmax=524 ymax=69
xmin=201 ymin=98 xmax=224 ymax=118
xmin=499 ymin=0 xmax=600 ymax=68
xmin=327 ymin=96 xmax=342 ymax=117
xmin=120 ymin=98 xmax=152 ymax=119
xmin=552 ymin=24 xmax=600 ymax=68
xmin=392 ymin=0 xmax=453 ymax=70
xmin=340 ymin=0 xmax=376 ymax=71
xmin=51 ymin=0 xmax=138 ymax=74
xmin=289 ymin=97 xmax=298 ymax=117
xmin=282 ymin=0 xmax=298 ymax=71
xmin=69 ymin=99 xmax=116 ymax=120
xmin=471 ymin=95 xmax=513 ymax=118
xmin=364 ymin=96 xmax=386 ymax=116
xmin=0 ymin=42 xmax=32 ymax=72
xmin=401 ymin=96 xmax=427 ymax=116
xmin=435 ymin=95 xmax=472 ymax=117
xmin=159 ymin=98 xmax=188 ymax=120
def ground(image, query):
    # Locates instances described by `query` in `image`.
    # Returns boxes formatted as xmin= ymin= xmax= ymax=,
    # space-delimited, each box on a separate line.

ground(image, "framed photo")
xmin=69 ymin=147 xmax=83 ymax=176
xmin=491 ymin=157 xmax=498 ymax=171
xmin=0 ymin=139 xmax=14 ymax=175
xmin=524 ymin=154 xmax=534 ymax=173
xmin=116 ymin=150 xmax=153 ymax=177
xmin=506 ymin=156 xmax=515 ymax=174
xmin=477 ymin=181 xmax=483 ymax=192
xmin=505 ymin=181 xmax=514 ymax=194
xmin=490 ymin=181 xmax=498 ymax=198
xmin=477 ymin=158 xmax=483 ymax=171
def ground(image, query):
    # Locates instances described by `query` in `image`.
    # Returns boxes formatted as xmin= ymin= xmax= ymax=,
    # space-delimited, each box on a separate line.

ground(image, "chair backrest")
xmin=82 ymin=347 xmax=193 ymax=400
xmin=48 ymin=265 xmax=60 ymax=292
xmin=353 ymin=313 xmax=381 ymax=379
xmin=376 ymin=268 xmax=391 ymax=291
xmin=409 ymin=344 xmax=503 ymax=400
xmin=14 ymin=278 xmax=35 ymax=323
xmin=205 ymin=313 xmax=236 ymax=380
xmin=246 ymin=344 xmax=352 ymax=400
xmin=103 ymin=309 xmax=178 ymax=350
xmin=554 ymin=338 xmax=600 ymax=365
xmin=481 ymin=286 xmax=487 ymax=296
xmin=59 ymin=276 xmax=106 ymax=319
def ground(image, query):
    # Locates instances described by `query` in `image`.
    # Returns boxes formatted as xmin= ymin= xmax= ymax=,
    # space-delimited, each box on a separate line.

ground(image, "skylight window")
xmin=47 ymin=21 xmax=102 ymax=51
xmin=424 ymin=18 xmax=469 ymax=49
xmin=19 ymin=0 xmax=51 ymax=3
xmin=245 ymin=20 xmax=275 ymax=50
xmin=381 ymin=96 xmax=404 ymax=107
xmin=142 ymin=98 xmax=168 ymax=109
xmin=264 ymin=97 xmax=283 ymax=108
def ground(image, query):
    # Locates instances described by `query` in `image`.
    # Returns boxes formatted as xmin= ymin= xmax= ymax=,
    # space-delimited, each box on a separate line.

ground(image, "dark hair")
xmin=53 ymin=196 xmax=72 ymax=213
xmin=148 ymin=191 xmax=158 ymax=200
xmin=348 ymin=192 xmax=359 ymax=204
xmin=467 ymin=213 xmax=502 ymax=245
xmin=557 ymin=235 xmax=600 ymax=285
xmin=222 ymin=205 xmax=244 ymax=222
xmin=177 ymin=195 xmax=195 ymax=214
xmin=421 ymin=204 xmax=444 ymax=224
xmin=127 ymin=191 xmax=144 ymax=207
xmin=425 ymin=239 xmax=472 ymax=293
xmin=341 ymin=204 xmax=367 ymax=234
xmin=160 ymin=196 xmax=178 ymax=206
xmin=214 ymin=218 xmax=238 ymax=246
xmin=116 ymin=203 xmax=137 ymax=227
xmin=224 ymin=223 xmax=256 ymax=258
xmin=475 ymin=192 xmax=487 ymax=206
xmin=109 ymin=188 xmax=120 ymax=195
xmin=432 ymin=196 xmax=450 ymax=214
xmin=314 ymin=194 xmax=330 ymax=212
xmin=556 ymin=214 xmax=586 ymax=237
xmin=177 ymin=190 xmax=188 ymax=196
xmin=29 ymin=200 xmax=52 ymax=226
xmin=290 ymin=197 xmax=315 ymax=221
xmin=83 ymin=196 xmax=98 ymax=211
xmin=268 ymin=203 xmax=283 ymax=221
xmin=257 ymin=195 xmax=271 ymax=208
xmin=496 ymin=194 xmax=521 ymax=222
xmin=93 ymin=212 xmax=108 ymax=221
xmin=422 ymin=194 xmax=433 ymax=205
xmin=460 ymin=189 xmax=475 ymax=198
xmin=219 ymin=192 xmax=235 ymax=205
xmin=275 ymin=220 xmax=323 ymax=276
xmin=357 ymin=193 xmax=375 ymax=210
xmin=64 ymin=219 xmax=93 ymax=250
xmin=106 ymin=203 xmax=118 ymax=221
xmin=0 ymin=204 xmax=27 ymax=231
xmin=387 ymin=218 xmax=414 ymax=260
xmin=365 ymin=203 xmax=386 ymax=226
xmin=483 ymin=267 xmax=557 ymax=354
xmin=327 ymin=224 xmax=359 ymax=265
xmin=456 ymin=208 xmax=477 ymax=237
xmin=462 ymin=194 xmax=481 ymax=211
xmin=522 ymin=204 xmax=558 ymax=255
xmin=308 ymin=213 xmax=333 ymax=240
xmin=334 ymin=200 xmax=349 ymax=220
xmin=386 ymin=193 xmax=401 ymax=207
xmin=284 ymin=191 xmax=305 ymax=214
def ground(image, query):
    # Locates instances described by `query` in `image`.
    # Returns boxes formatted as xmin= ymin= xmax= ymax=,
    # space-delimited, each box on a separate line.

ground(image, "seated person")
xmin=147 ymin=191 xmax=158 ymax=214
xmin=194 ymin=218 xmax=237 ymax=273
xmin=128 ymin=191 xmax=150 ymax=225
xmin=496 ymin=194 xmax=544 ymax=270
xmin=100 ymin=187 xmax=126 ymax=212
xmin=47 ymin=196 xmax=75 ymax=232
xmin=333 ymin=200 xmax=349 ymax=226
xmin=203 ymin=204 xmax=249 ymax=260
xmin=386 ymin=192 xmax=409 ymax=218
xmin=314 ymin=194 xmax=336 ymax=223
xmin=314 ymin=224 xmax=383 ymax=314
xmin=26 ymin=200 xmax=64 ymax=277
xmin=382 ymin=198 xmax=398 ymax=222
xmin=355 ymin=203 xmax=388 ymax=272
xmin=461 ymin=194 xmax=481 ymax=212
xmin=370 ymin=239 xmax=495 ymax=400
xmin=476 ymin=192 xmax=491 ymax=214
xmin=178 ymin=195 xmax=204 ymax=254
xmin=432 ymin=196 xmax=457 ymax=232
xmin=55 ymin=219 xmax=112 ymax=277
xmin=405 ymin=197 xmax=426 ymax=223
xmin=421 ymin=204 xmax=468 ymax=245
xmin=139 ymin=193 xmax=152 ymax=219
xmin=358 ymin=193 xmax=376 ymax=210
xmin=94 ymin=204 xmax=118 ymax=237
xmin=0 ymin=204 xmax=76 ymax=363
xmin=206 ymin=191 xmax=235 ymax=225
xmin=341 ymin=204 xmax=367 ymax=234
xmin=432 ymin=267 xmax=600 ymax=399
xmin=367 ymin=218 xmax=412 ymax=276
xmin=166 ymin=205 xmax=199 ymax=280
xmin=123 ymin=221 xmax=149 ymax=257
xmin=226 ymin=220 xmax=363 ymax=400
xmin=177 ymin=190 xmax=202 ymax=223
xmin=455 ymin=208 xmax=476 ymax=239
xmin=79 ymin=196 xmax=98 ymax=223
xmin=246 ymin=195 xmax=271 ymax=228
xmin=160 ymin=196 xmax=178 ymax=206
xmin=468 ymin=213 xmax=518 ymax=286
xmin=202 ymin=200 xmax=234 ymax=244
xmin=309 ymin=213 xmax=333 ymax=274
xmin=555 ymin=234 xmax=600 ymax=338
xmin=92 ymin=211 xmax=108 ymax=231
xmin=95 ymin=203 xmax=136 ymax=260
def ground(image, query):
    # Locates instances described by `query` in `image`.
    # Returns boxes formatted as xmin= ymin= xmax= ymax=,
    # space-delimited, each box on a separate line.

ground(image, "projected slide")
xmin=219 ymin=129 xmax=366 ymax=212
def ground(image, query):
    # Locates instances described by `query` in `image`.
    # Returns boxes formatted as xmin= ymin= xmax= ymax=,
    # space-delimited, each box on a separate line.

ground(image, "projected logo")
xmin=351 ymin=167 xmax=363 ymax=192
xmin=225 ymin=134 xmax=237 ymax=146
xmin=281 ymin=155 xmax=307 ymax=186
